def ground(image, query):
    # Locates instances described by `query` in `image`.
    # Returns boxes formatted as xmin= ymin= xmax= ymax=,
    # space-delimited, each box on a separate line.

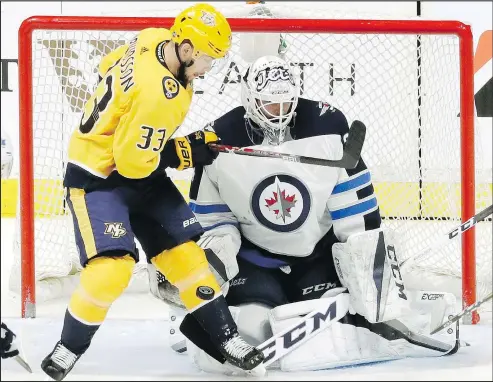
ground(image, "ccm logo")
xmin=183 ymin=217 xmax=197 ymax=228
xmin=448 ymin=216 xmax=475 ymax=239
xmin=386 ymin=245 xmax=407 ymax=300
xmin=258 ymin=300 xmax=338 ymax=364
xmin=421 ymin=293 xmax=444 ymax=300
xmin=302 ymin=282 xmax=337 ymax=295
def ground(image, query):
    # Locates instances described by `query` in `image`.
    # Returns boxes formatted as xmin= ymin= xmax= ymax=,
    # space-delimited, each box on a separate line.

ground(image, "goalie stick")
xmin=258 ymin=292 xmax=350 ymax=366
xmin=181 ymin=291 xmax=457 ymax=372
xmin=399 ymin=204 xmax=493 ymax=270
xmin=429 ymin=292 xmax=493 ymax=335
xmin=180 ymin=292 xmax=350 ymax=369
xmin=209 ymin=120 xmax=366 ymax=169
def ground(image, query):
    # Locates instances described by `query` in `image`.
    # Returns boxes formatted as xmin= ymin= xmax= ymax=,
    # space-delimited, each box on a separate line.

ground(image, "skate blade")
xmin=14 ymin=354 xmax=33 ymax=373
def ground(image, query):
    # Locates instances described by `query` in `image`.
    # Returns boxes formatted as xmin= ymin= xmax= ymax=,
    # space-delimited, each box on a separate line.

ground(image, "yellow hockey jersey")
xmin=64 ymin=28 xmax=193 ymax=189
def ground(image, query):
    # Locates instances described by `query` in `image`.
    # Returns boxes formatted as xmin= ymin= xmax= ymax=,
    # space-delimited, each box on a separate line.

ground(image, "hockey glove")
xmin=162 ymin=130 xmax=220 ymax=171
xmin=1 ymin=322 xmax=19 ymax=359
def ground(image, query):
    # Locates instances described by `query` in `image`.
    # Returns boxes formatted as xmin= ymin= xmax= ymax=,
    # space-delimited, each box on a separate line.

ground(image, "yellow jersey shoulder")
xmin=131 ymin=28 xmax=194 ymax=128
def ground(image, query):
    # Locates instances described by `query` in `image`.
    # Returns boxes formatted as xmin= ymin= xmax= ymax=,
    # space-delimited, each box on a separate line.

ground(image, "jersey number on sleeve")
xmin=79 ymin=74 xmax=114 ymax=134
xmin=137 ymin=126 xmax=167 ymax=151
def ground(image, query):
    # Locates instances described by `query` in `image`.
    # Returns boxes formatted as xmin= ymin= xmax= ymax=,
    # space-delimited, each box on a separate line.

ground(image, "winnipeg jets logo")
xmin=251 ymin=174 xmax=311 ymax=233
xmin=254 ymin=66 xmax=294 ymax=92
xmin=265 ymin=177 xmax=297 ymax=223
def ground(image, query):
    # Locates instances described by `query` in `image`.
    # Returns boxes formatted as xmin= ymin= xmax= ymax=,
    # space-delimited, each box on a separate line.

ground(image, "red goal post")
xmin=17 ymin=16 xmax=476 ymax=320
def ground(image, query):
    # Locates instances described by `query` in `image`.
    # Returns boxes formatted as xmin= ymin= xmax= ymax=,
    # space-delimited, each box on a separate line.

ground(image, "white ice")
xmin=1 ymin=217 xmax=492 ymax=381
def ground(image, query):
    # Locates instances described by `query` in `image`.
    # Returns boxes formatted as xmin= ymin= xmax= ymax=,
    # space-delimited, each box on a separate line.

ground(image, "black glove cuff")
xmin=159 ymin=140 xmax=181 ymax=169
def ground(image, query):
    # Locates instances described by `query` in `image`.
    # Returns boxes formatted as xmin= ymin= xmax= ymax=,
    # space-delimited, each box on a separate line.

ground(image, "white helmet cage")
xmin=241 ymin=55 xmax=299 ymax=145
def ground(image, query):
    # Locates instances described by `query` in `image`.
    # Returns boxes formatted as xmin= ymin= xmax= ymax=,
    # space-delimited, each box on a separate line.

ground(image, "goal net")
xmin=11 ymin=4 xmax=492 ymax=320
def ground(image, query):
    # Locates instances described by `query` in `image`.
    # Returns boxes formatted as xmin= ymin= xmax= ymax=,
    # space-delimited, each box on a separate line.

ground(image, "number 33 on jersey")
xmin=65 ymin=28 xmax=193 ymax=185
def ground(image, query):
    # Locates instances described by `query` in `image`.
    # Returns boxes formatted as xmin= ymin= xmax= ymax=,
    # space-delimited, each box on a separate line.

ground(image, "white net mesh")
xmin=11 ymin=5 xmax=492 ymax=316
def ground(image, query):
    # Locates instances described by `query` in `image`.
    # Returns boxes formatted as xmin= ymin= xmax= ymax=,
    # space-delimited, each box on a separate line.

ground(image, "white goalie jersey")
xmin=184 ymin=99 xmax=460 ymax=374
xmin=189 ymin=98 xmax=382 ymax=259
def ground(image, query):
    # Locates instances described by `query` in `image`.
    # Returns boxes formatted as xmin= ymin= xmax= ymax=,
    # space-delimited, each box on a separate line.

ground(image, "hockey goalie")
xmin=149 ymin=53 xmax=461 ymax=375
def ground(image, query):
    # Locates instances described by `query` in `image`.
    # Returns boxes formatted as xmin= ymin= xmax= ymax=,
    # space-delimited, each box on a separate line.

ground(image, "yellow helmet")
xmin=170 ymin=3 xmax=232 ymax=60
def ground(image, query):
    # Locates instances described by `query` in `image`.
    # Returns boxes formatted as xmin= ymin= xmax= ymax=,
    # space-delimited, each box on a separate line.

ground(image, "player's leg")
xmin=185 ymin=255 xmax=288 ymax=375
xmin=41 ymin=188 xmax=138 ymax=381
xmin=132 ymin=177 xmax=264 ymax=373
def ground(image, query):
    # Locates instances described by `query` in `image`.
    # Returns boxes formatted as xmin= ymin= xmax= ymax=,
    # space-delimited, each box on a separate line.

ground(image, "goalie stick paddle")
xmin=429 ymin=292 xmax=493 ymax=335
xmin=257 ymin=292 xmax=350 ymax=367
xmin=209 ymin=120 xmax=366 ymax=169
xmin=399 ymin=203 xmax=493 ymax=270
xmin=180 ymin=293 xmax=350 ymax=369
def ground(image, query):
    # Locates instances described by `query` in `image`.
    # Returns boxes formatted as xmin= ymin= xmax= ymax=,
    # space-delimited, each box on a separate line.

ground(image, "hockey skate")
xmin=41 ymin=341 xmax=81 ymax=381
xmin=219 ymin=333 xmax=266 ymax=376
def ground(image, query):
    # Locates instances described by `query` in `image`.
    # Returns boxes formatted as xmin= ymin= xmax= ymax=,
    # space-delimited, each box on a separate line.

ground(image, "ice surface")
xmin=1 ymin=218 xmax=492 ymax=381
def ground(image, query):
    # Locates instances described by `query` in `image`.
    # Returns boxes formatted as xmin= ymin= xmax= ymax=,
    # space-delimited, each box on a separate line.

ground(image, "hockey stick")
xmin=180 ymin=293 xmax=350 ymax=368
xmin=209 ymin=120 xmax=366 ymax=169
xmin=14 ymin=354 xmax=33 ymax=373
xmin=16 ymin=323 xmax=32 ymax=373
xmin=258 ymin=292 xmax=350 ymax=366
xmin=399 ymin=204 xmax=493 ymax=270
xmin=429 ymin=292 xmax=493 ymax=335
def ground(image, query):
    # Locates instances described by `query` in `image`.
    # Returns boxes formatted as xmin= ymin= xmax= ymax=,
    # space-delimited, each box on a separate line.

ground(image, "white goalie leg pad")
xmin=268 ymin=290 xmax=400 ymax=372
xmin=332 ymin=228 xmax=411 ymax=323
xmin=269 ymin=290 xmax=458 ymax=372
xmin=169 ymin=305 xmax=188 ymax=354
xmin=147 ymin=263 xmax=184 ymax=308
xmin=404 ymin=290 xmax=459 ymax=346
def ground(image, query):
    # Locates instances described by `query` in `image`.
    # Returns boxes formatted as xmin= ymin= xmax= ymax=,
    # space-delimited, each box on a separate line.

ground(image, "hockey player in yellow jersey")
xmin=41 ymin=4 xmax=266 ymax=380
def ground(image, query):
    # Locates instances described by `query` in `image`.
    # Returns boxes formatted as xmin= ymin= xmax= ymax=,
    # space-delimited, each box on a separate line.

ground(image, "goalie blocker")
xmin=179 ymin=228 xmax=460 ymax=374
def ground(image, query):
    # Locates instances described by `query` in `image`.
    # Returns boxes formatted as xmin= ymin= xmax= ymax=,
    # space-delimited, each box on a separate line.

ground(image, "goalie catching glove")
xmin=161 ymin=129 xmax=220 ymax=170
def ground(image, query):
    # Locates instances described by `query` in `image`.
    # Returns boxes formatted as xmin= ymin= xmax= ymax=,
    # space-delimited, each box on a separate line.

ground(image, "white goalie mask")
xmin=241 ymin=56 xmax=299 ymax=145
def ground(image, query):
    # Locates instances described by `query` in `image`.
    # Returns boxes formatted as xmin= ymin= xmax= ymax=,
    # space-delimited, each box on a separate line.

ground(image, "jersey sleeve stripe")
xmin=189 ymin=202 xmax=232 ymax=214
xmin=330 ymin=196 xmax=378 ymax=220
xmin=332 ymin=170 xmax=371 ymax=194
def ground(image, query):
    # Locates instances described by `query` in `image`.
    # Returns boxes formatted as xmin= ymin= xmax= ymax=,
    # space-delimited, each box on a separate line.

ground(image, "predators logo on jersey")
xmin=163 ymin=76 xmax=180 ymax=99
xmin=104 ymin=222 xmax=127 ymax=238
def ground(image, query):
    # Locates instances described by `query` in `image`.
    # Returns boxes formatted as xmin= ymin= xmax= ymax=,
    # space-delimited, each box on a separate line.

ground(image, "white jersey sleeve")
xmin=190 ymin=164 xmax=242 ymax=283
xmin=326 ymin=159 xmax=381 ymax=243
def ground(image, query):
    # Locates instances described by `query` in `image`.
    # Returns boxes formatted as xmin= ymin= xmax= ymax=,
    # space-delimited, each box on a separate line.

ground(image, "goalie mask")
xmin=241 ymin=56 xmax=299 ymax=145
